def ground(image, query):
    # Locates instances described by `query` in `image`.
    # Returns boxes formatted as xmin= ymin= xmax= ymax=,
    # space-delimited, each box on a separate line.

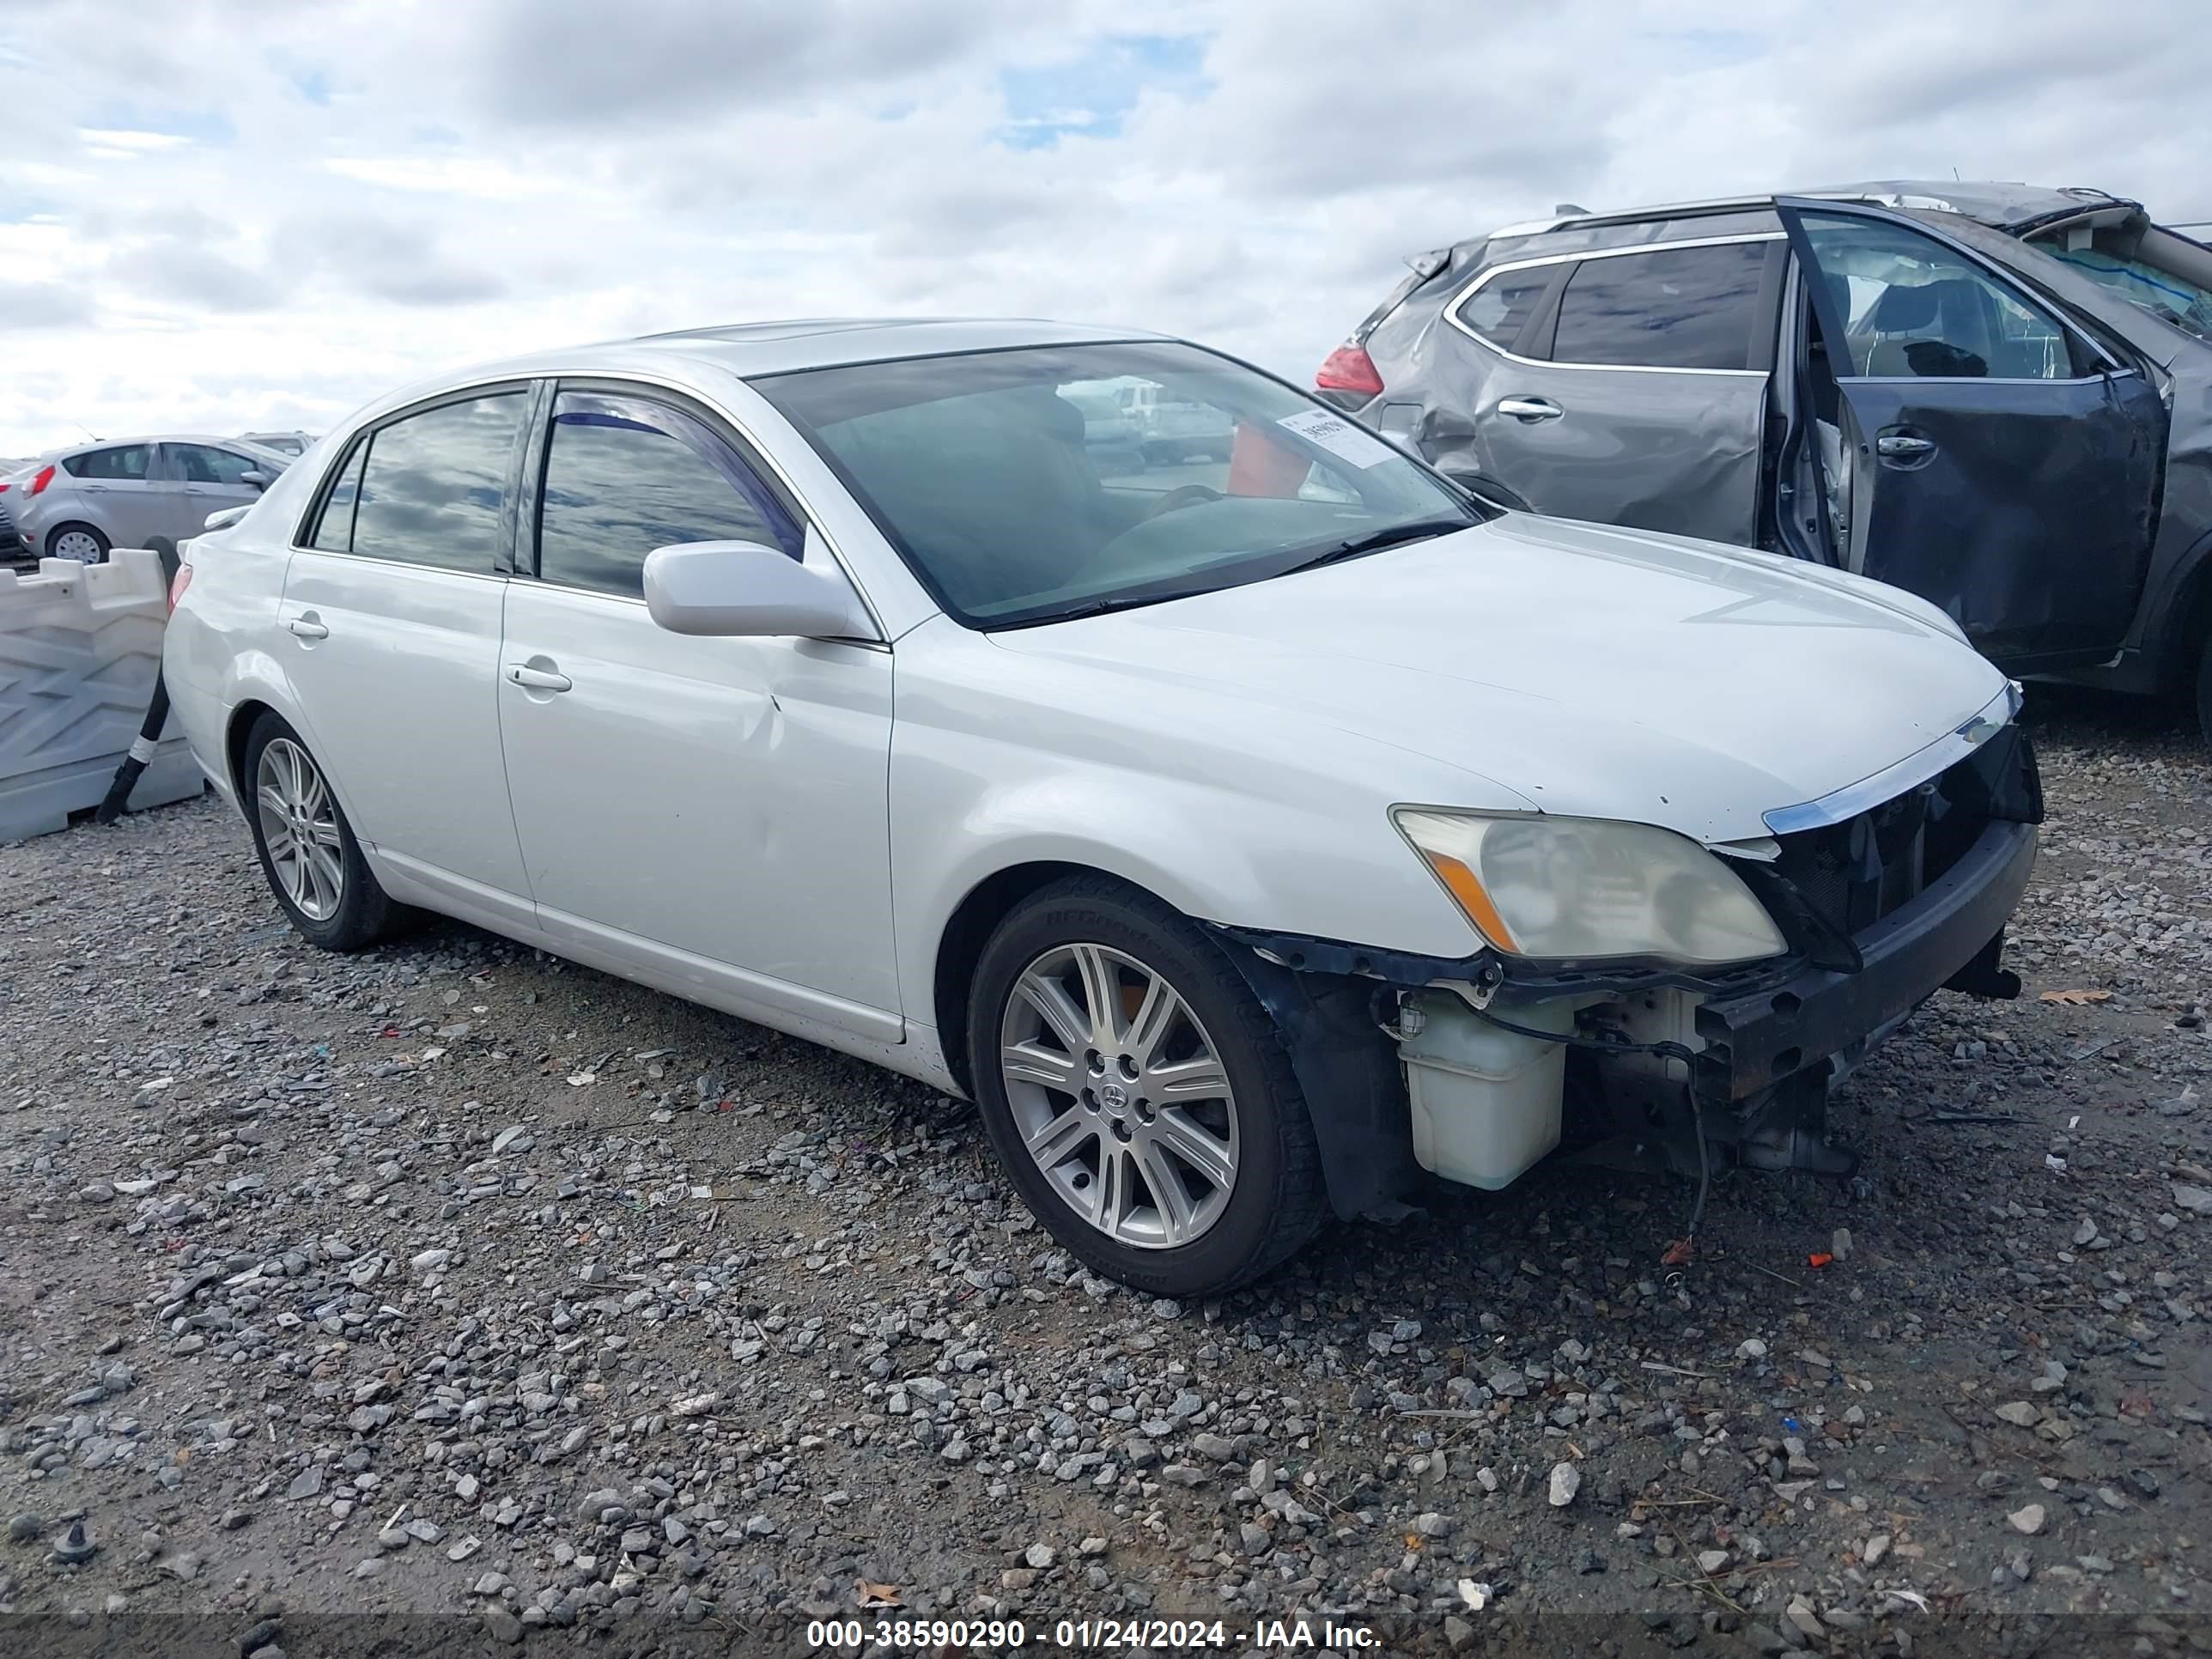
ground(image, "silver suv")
xmin=1320 ymin=182 xmax=2212 ymax=733
xmin=9 ymin=435 xmax=289 ymax=563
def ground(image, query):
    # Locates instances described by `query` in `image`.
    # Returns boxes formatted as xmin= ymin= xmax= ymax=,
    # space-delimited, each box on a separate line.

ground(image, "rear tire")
xmin=48 ymin=522 xmax=109 ymax=564
xmin=240 ymin=711 xmax=402 ymax=951
xmin=966 ymin=874 xmax=1328 ymax=1296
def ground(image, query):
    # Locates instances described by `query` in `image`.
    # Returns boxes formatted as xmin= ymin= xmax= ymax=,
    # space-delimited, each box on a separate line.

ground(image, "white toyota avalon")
xmin=161 ymin=319 xmax=2041 ymax=1297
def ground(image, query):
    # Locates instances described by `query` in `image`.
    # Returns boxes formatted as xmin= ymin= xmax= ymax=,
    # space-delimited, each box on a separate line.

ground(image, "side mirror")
xmin=240 ymin=471 xmax=270 ymax=490
xmin=642 ymin=540 xmax=878 ymax=640
xmin=203 ymin=504 xmax=252 ymax=532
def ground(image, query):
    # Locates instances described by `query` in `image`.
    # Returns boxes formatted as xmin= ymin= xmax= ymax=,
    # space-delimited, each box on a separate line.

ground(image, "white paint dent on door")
xmin=495 ymin=579 xmax=902 ymax=1041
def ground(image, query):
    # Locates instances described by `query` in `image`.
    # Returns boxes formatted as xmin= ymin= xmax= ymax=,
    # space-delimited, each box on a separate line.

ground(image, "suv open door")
xmin=1776 ymin=197 xmax=2166 ymax=672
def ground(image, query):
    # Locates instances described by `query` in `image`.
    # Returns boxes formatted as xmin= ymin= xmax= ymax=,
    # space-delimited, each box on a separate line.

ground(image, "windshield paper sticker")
xmin=1276 ymin=408 xmax=1395 ymax=469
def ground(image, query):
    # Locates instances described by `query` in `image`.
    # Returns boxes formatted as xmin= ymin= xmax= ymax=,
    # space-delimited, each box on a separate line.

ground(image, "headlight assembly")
xmin=1394 ymin=808 xmax=1790 ymax=967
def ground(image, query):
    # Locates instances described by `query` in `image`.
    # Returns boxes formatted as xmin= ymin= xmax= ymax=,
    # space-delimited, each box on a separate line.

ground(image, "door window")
xmin=1797 ymin=213 xmax=2081 ymax=380
xmin=307 ymin=441 xmax=367 ymax=553
xmin=1455 ymin=266 xmax=1556 ymax=350
xmin=1549 ymin=241 xmax=1768 ymax=370
xmin=348 ymin=392 xmax=528 ymax=572
xmin=168 ymin=444 xmax=260 ymax=486
xmin=64 ymin=445 xmax=151 ymax=480
xmin=535 ymin=392 xmax=803 ymax=598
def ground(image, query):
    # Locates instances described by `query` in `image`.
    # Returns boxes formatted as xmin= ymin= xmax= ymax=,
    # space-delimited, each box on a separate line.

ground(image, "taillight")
xmin=1316 ymin=342 xmax=1384 ymax=398
xmin=28 ymin=465 xmax=56 ymax=496
xmin=168 ymin=563 xmax=193 ymax=614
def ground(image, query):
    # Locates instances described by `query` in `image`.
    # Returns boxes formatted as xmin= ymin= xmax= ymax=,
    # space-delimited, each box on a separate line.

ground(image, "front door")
xmin=1777 ymin=198 xmax=2166 ymax=671
xmin=1461 ymin=236 xmax=1781 ymax=544
xmin=276 ymin=389 xmax=533 ymax=914
xmin=495 ymin=383 xmax=900 ymax=1037
xmin=161 ymin=442 xmax=264 ymax=543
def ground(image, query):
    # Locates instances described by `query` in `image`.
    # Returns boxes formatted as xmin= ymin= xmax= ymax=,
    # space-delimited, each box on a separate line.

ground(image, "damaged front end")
xmin=1214 ymin=717 xmax=2043 ymax=1221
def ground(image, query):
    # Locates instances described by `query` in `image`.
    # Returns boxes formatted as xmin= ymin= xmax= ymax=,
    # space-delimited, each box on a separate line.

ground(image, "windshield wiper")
xmin=1278 ymin=516 xmax=1473 ymax=575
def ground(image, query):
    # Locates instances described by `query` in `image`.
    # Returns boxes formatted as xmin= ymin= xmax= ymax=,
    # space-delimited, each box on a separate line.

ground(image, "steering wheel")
xmin=1141 ymin=483 xmax=1223 ymax=521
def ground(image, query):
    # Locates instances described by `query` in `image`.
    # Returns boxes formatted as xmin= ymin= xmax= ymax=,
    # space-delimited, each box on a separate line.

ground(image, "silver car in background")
xmin=9 ymin=435 xmax=289 ymax=563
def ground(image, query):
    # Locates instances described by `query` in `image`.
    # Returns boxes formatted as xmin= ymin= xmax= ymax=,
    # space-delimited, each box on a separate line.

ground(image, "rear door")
xmin=1449 ymin=235 xmax=1780 ymax=544
xmin=1777 ymin=198 xmax=2166 ymax=670
xmin=277 ymin=388 xmax=533 ymax=916
xmin=67 ymin=443 xmax=164 ymax=548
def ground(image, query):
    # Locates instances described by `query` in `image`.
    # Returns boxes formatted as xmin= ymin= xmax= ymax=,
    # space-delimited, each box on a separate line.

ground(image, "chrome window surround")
xmin=1444 ymin=233 xmax=1784 ymax=377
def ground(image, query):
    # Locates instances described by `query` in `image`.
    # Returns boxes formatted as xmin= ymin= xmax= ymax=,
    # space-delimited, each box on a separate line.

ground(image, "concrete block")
xmin=0 ymin=549 xmax=203 ymax=842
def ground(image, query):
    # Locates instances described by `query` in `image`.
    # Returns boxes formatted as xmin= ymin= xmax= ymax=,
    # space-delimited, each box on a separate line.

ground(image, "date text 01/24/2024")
xmin=804 ymin=1616 xmax=1381 ymax=1650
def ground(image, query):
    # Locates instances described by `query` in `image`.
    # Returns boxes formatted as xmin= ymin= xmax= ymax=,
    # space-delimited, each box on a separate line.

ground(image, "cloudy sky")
xmin=1 ymin=0 xmax=2205 ymax=459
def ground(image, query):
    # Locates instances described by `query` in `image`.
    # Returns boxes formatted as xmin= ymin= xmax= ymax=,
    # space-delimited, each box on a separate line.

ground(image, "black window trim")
xmin=289 ymin=378 xmax=537 ymax=575
xmin=521 ymin=376 xmax=812 ymax=602
xmin=1445 ymin=231 xmax=1784 ymax=376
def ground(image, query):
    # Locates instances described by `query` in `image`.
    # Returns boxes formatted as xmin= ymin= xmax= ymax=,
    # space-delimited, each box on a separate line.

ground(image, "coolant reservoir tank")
xmin=1398 ymin=993 xmax=1573 ymax=1190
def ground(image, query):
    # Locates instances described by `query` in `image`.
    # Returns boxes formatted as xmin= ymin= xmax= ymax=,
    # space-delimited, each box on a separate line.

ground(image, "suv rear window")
xmin=1550 ymin=241 xmax=1769 ymax=370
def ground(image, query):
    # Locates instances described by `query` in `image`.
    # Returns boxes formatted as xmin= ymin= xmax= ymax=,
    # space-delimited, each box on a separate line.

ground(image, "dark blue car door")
xmin=1776 ymin=196 xmax=2166 ymax=672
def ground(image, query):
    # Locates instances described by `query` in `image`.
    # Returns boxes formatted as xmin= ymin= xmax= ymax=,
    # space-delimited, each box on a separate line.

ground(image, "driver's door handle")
xmin=285 ymin=617 xmax=329 ymax=640
xmin=507 ymin=663 xmax=573 ymax=692
xmin=1496 ymin=395 xmax=1564 ymax=422
xmin=1876 ymin=433 xmax=1936 ymax=459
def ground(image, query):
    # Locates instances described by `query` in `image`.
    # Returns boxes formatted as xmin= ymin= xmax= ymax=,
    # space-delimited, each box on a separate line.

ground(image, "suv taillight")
xmin=168 ymin=562 xmax=193 ymax=614
xmin=1316 ymin=342 xmax=1384 ymax=398
xmin=27 ymin=465 xmax=55 ymax=496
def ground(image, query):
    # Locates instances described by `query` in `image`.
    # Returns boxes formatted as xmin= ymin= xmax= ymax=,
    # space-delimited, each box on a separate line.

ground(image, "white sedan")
xmin=163 ymin=319 xmax=2040 ymax=1296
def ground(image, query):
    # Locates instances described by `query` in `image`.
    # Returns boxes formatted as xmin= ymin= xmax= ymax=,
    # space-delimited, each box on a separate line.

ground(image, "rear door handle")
xmin=1496 ymin=396 xmax=1564 ymax=422
xmin=1875 ymin=433 xmax=1936 ymax=459
xmin=507 ymin=663 xmax=573 ymax=692
xmin=285 ymin=617 xmax=329 ymax=640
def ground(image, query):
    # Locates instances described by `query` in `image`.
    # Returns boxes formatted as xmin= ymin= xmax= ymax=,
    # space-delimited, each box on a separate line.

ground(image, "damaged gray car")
xmin=1319 ymin=182 xmax=2212 ymax=732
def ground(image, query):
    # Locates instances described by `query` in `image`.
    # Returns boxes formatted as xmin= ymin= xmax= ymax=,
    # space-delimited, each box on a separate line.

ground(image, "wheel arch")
xmin=2153 ymin=531 xmax=2212 ymax=696
xmin=932 ymin=860 xmax=1174 ymax=1098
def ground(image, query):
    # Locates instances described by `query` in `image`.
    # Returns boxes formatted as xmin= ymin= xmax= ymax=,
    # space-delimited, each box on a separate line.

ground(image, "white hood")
xmin=990 ymin=514 xmax=2010 ymax=844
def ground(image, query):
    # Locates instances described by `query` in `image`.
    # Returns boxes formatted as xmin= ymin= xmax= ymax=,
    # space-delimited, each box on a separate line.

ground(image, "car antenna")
xmin=1553 ymin=202 xmax=1589 ymax=215
xmin=71 ymin=421 xmax=100 ymax=441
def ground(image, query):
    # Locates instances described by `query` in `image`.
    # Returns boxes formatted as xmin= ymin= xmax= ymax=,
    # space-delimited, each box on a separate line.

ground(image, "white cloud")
xmin=0 ymin=0 xmax=2203 ymax=458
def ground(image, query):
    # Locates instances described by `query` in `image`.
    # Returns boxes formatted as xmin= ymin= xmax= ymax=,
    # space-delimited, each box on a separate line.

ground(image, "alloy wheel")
xmin=254 ymin=738 xmax=344 ymax=921
xmin=997 ymin=942 xmax=1240 ymax=1249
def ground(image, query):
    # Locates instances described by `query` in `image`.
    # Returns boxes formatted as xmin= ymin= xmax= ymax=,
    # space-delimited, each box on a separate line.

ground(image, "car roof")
xmin=52 ymin=433 xmax=271 ymax=456
xmin=1489 ymin=180 xmax=2133 ymax=241
xmin=425 ymin=318 xmax=1171 ymax=392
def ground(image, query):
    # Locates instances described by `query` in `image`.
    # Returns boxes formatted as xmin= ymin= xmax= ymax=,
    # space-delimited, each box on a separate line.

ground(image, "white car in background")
xmin=162 ymin=319 xmax=2040 ymax=1296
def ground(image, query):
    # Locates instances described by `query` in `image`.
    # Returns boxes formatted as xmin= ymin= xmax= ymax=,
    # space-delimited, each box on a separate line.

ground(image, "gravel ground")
xmin=2 ymin=689 xmax=2209 ymax=1659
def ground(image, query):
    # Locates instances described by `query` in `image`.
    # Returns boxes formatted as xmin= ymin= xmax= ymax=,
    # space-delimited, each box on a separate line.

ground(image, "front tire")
xmin=241 ymin=712 xmax=400 ymax=951
xmin=967 ymin=875 xmax=1328 ymax=1297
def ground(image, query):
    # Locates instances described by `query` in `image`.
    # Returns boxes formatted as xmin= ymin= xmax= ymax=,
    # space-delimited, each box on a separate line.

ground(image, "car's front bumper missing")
xmin=1687 ymin=814 xmax=2038 ymax=1103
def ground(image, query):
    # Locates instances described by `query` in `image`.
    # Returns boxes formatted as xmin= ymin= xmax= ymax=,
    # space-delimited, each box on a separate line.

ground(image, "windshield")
xmin=2039 ymin=233 xmax=2212 ymax=344
xmin=755 ymin=341 xmax=1486 ymax=627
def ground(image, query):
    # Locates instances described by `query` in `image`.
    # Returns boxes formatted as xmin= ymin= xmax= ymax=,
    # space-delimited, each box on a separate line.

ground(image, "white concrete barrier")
xmin=0 ymin=549 xmax=204 ymax=842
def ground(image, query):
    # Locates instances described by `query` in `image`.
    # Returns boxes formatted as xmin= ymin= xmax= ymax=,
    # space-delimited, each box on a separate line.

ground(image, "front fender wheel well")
xmin=2159 ymin=548 xmax=2212 ymax=697
xmin=933 ymin=861 xmax=1178 ymax=1098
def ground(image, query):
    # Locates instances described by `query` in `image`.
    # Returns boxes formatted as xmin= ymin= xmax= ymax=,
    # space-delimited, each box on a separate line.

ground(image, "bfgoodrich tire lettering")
xmin=240 ymin=711 xmax=404 ymax=952
xmin=967 ymin=874 xmax=1328 ymax=1296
